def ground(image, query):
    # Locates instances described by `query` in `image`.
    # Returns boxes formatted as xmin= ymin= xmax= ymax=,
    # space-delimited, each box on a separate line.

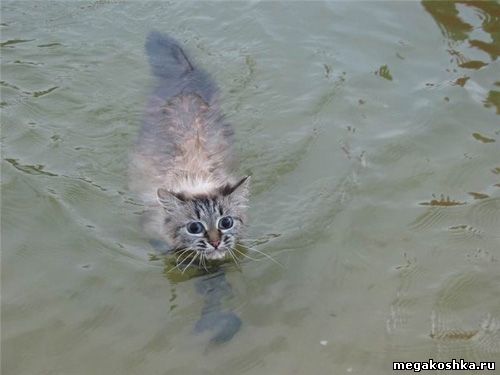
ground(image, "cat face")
xmin=157 ymin=177 xmax=249 ymax=261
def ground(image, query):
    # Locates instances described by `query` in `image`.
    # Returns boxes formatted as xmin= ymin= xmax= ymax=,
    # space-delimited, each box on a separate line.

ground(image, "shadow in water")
xmin=156 ymin=236 xmax=281 ymax=346
xmin=163 ymin=257 xmax=242 ymax=345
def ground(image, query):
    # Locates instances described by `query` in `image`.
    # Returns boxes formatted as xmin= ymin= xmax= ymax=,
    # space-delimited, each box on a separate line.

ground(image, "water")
xmin=2 ymin=1 xmax=499 ymax=374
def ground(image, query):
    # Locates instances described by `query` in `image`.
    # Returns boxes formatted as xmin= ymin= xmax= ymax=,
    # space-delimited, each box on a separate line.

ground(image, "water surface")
xmin=2 ymin=1 xmax=499 ymax=374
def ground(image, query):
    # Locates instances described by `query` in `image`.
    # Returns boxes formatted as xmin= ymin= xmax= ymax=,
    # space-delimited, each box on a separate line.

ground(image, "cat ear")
xmin=157 ymin=188 xmax=186 ymax=212
xmin=218 ymin=176 xmax=250 ymax=202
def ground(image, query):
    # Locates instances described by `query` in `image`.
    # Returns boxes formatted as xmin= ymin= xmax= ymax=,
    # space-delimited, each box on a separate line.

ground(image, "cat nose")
xmin=209 ymin=239 xmax=221 ymax=249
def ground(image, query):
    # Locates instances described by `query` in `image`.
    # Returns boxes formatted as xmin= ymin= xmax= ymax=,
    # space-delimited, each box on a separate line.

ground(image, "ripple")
xmin=467 ymin=192 xmax=489 ymax=200
xmin=433 ymin=272 xmax=477 ymax=310
xmin=472 ymin=132 xmax=496 ymax=143
xmin=459 ymin=60 xmax=488 ymax=70
xmin=465 ymin=248 xmax=497 ymax=265
xmin=386 ymin=253 xmax=421 ymax=335
xmin=37 ymin=43 xmax=62 ymax=47
xmin=430 ymin=269 xmax=500 ymax=356
xmin=241 ymin=130 xmax=317 ymax=195
xmin=474 ymin=315 xmax=500 ymax=354
xmin=466 ymin=197 xmax=500 ymax=234
xmin=33 ymin=86 xmax=58 ymax=98
xmin=410 ymin=207 xmax=459 ymax=231
xmin=264 ymin=171 xmax=358 ymax=252
xmin=4 ymin=158 xmax=58 ymax=177
xmin=374 ymin=64 xmax=393 ymax=81
xmin=430 ymin=326 xmax=478 ymax=341
xmin=0 ymin=39 xmax=35 ymax=47
xmin=374 ymin=142 xmax=409 ymax=164
xmin=484 ymin=90 xmax=499 ymax=114
xmin=430 ymin=314 xmax=500 ymax=354
xmin=12 ymin=60 xmax=43 ymax=66
xmin=447 ymin=224 xmax=483 ymax=241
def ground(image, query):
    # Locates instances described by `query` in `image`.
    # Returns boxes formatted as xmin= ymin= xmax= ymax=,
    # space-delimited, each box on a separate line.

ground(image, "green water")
xmin=2 ymin=1 xmax=499 ymax=374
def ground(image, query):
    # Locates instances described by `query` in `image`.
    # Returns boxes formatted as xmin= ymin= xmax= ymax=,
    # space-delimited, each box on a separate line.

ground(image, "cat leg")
xmin=193 ymin=270 xmax=242 ymax=343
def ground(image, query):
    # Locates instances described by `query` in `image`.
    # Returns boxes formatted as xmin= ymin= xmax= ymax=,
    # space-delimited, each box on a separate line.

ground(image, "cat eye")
xmin=218 ymin=216 xmax=234 ymax=230
xmin=187 ymin=221 xmax=204 ymax=235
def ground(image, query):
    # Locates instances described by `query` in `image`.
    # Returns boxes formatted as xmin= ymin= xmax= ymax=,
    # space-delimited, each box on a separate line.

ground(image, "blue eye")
xmin=187 ymin=221 xmax=204 ymax=234
xmin=218 ymin=216 xmax=233 ymax=230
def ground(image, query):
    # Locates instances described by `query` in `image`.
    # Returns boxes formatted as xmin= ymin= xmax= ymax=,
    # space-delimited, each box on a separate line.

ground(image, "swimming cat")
xmin=130 ymin=31 xmax=250 ymax=264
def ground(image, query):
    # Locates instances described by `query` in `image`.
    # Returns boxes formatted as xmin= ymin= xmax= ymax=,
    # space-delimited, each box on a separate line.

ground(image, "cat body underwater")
xmin=130 ymin=31 xmax=250 ymax=262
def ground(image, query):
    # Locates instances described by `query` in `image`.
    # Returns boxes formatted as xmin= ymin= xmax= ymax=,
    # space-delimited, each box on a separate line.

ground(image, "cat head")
xmin=157 ymin=176 xmax=250 ymax=261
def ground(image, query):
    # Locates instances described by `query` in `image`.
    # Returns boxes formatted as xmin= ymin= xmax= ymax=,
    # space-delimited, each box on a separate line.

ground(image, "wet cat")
xmin=130 ymin=31 xmax=250 ymax=263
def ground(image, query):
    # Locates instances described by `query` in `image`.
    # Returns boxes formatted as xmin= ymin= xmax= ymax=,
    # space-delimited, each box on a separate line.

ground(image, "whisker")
xmin=238 ymin=240 xmax=270 ymax=247
xmin=239 ymin=234 xmax=281 ymax=243
xmin=175 ymin=248 xmax=191 ymax=262
xmin=270 ymin=248 xmax=297 ymax=256
xmin=176 ymin=249 xmax=193 ymax=265
xmin=167 ymin=249 xmax=194 ymax=274
xmin=243 ymin=246 xmax=284 ymax=268
xmin=238 ymin=238 xmax=266 ymax=243
xmin=232 ymin=247 xmax=263 ymax=262
xmin=227 ymin=247 xmax=241 ymax=269
xmin=167 ymin=265 xmax=180 ymax=274
xmin=175 ymin=247 xmax=192 ymax=258
xmin=167 ymin=260 xmax=186 ymax=274
xmin=201 ymin=252 xmax=209 ymax=272
xmin=181 ymin=252 xmax=199 ymax=274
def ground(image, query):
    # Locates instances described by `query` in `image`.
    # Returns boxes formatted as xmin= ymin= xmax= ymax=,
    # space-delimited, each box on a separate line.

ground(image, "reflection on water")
xmin=1 ymin=1 xmax=499 ymax=374
xmin=422 ymin=0 xmax=500 ymax=114
xmin=419 ymin=194 xmax=467 ymax=206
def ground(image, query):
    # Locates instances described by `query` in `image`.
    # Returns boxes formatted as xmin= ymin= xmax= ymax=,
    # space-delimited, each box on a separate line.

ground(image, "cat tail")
xmin=145 ymin=31 xmax=217 ymax=103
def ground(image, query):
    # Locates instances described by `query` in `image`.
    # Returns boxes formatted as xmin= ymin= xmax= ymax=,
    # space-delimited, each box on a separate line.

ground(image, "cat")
xmin=130 ymin=31 xmax=250 ymax=264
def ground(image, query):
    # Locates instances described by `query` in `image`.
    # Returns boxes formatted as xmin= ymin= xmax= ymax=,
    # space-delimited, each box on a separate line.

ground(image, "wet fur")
xmin=130 ymin=32 xmax=249 ymax=259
